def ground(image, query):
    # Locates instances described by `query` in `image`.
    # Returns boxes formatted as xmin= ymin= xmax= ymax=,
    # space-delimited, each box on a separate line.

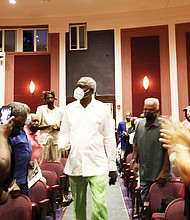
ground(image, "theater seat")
xmin=29 ymin=180 xmax=49 ymax=220
xmin=40 ymin=161 xmax=67 ymax=207
xmin=41 ymin=169 xmax=59 ymax=219
xmin=152 ymin=197 xmax=186 ymax=220
xmin=144 ymin=181 xmax=183 ymax=220
xmin=0 ymin=194 xmax=32 ymax=220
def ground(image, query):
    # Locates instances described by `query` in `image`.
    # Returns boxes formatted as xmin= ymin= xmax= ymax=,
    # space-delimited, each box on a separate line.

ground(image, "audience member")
xmin=58 ymin=77 xmax=117 ymax=220
xmin=8 ymin=102 xmax=32 ymax=196
xmin=24 ymin=113 xmax=42 ymax=164
xmin=133 ymin=98 xmax=171 ymax=206
xmin=117 ymin=111 xmax=133 ymax=159
xmin=128 ymin=116 xmax=137 ymax=146
xmin=0 ymin=117 xmax=14 ymax=205
xmin=160 ymin=110 xmax=190 ymax=220
xmin=182 ymin=105 xmax=190 ymax=130
xmin=36 ymin=90 xmax=63 ymax=162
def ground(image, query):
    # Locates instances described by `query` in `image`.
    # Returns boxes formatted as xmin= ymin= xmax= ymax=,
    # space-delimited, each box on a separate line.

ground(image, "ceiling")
xmin=1 ymin=0 xmax=190 ymax=20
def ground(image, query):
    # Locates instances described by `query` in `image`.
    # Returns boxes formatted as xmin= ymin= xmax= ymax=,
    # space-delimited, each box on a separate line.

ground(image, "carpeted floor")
xmin=46 ymin=175 xmax=133 ymax=220
xmin=61 ymin=176 xmax=130 ymax=220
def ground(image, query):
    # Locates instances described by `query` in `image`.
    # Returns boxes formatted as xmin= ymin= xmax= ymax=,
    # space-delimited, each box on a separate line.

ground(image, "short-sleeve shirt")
xmin=133 ymin=117 xmax=166 ymax=181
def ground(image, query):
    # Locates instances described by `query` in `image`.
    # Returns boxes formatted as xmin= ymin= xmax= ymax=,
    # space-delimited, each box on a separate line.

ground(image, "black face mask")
xmin=126 ymin=116 xmax=131 ymax=122
xmin=47 ymin=101 xmax=54 ymax=107
xmin=30 ymin=126 xmax=38 ymax=134
xmin=144 ymin=112 xmax=156 ymax=121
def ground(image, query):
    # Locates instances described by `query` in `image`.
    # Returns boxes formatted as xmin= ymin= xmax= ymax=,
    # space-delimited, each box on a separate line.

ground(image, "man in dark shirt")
xmin=133 ymin=98 xmax=171 ymax=204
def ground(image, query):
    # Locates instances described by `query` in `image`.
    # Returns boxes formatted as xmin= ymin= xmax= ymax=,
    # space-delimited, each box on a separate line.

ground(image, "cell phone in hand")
xmin=0 ymin=106 xmax=12 ymax=124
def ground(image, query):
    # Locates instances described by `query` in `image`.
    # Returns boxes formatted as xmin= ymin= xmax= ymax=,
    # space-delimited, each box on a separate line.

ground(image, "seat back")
xmin=165 ymin=197 xmax=186 ymax=220
xmin=40 ymin=162 xmax=64 ymax=185
xmin=29 ymin=180 xmax=49 ymax=203
xmin=41 ymin=169 xmax=59 ymax=187
xmin=149 ymin=181 xmax=183 ymax=215
xmin=0 ymin=194 xmax=32 ymax=220
xmin=40 ymin=162 xmax=67 ymax=207
xmin=29 ymin=180 xmax=49 ymax=220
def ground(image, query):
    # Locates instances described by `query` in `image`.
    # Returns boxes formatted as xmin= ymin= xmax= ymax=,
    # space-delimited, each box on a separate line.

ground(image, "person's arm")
xmin=57 ymin=109 xmax=71 ymax=157
xmin=0 ymin=119 xmax=13 ymax=183
xmin=133 ymin=144 xmax=139 ymax=177
xmin=159 ymin=119 xmax=190 ymax=187
xmin=103 ymin=107 xmax=117 ymax=182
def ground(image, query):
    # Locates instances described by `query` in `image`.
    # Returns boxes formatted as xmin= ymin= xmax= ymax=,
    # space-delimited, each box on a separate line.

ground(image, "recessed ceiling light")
xmin=9 ymin=0 xmax=16 ymax=4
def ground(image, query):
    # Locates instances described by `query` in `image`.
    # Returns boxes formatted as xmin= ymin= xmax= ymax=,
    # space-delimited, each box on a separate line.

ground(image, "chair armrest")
xmin=31 ymin=203 xmax=38 ymax=220
xmin=143 ymin=201 xmax=151 ymax=220
xmin=49 ymin=185 xmax=59 ymax=212
xmin=58 ymin=175 xmax=67 ymax=207
xmin=38 ymin=198 xmax=49 ymax=220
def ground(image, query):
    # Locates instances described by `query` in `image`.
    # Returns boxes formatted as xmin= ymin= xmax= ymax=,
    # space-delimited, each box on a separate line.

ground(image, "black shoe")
xmin=63 ymin=197 xmax=73 ymax=206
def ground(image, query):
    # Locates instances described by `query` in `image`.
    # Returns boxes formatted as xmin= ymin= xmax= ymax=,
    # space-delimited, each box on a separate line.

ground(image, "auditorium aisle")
xmin=62 ymin=177 xmax=130 ymax=220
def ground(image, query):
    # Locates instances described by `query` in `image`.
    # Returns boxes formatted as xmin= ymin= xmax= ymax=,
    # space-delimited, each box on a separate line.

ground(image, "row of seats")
xmin=119 ymin=153 xmax=186 ymax=220
xmin=0 ymin=159 xmax=68 ymax=220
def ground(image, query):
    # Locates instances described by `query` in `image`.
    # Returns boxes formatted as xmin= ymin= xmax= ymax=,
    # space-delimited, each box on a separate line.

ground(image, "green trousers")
xmin=69 ymin=175 xmax=108 ymax=220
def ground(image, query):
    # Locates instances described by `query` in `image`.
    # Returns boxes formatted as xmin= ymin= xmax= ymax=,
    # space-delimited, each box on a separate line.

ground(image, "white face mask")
xmin=25 ymin=114 xmax=31 ymax=125
xmin=74 ymin=87 xmax=84 ymax=100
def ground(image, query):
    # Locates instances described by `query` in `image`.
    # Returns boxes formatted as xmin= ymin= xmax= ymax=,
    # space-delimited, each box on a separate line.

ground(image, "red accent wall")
xmin=4 ymin=33 xmax=60 ymax=113
xmin=121 ymin=26 xmax=171 ymax=117
xmin=14 ymin=54 xmax=51 ymax=112
xmin=176 ymin=23 xmax=190 ymax=121
xmin=131 ymin=36 xmax=161 ymax=117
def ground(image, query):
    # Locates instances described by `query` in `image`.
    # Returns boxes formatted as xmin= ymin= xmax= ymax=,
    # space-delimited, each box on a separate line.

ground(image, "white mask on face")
xmin=25 ymin=114 xmax=31 ymax=125
xmin=74 ymin=87 xmax=84 ymax=100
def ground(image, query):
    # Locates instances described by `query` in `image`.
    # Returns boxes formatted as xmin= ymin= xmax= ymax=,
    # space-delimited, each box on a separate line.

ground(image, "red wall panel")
xmin=14 ymin=54 xmax=51 ymax=112
xmin=131 ymin=36 xmax=161 ymax=116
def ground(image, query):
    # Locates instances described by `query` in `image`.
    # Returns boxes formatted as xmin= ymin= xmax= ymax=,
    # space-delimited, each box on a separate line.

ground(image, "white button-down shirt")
xmin=58 ymin=98 xmax=117 ymax=176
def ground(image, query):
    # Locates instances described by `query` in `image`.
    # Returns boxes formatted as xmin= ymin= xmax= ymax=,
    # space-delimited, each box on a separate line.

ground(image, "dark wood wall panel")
xmin=66 ymin=30 xmax=115 ymax=96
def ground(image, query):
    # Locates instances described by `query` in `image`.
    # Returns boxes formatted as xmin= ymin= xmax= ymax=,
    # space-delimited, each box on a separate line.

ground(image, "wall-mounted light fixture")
xmin=143 ymin=76 xmax=149 ymax=91
xmin=9 ymin=0 xmax=16 ymax=4
xmin=29 ymin=81 xmax=35 ymax=95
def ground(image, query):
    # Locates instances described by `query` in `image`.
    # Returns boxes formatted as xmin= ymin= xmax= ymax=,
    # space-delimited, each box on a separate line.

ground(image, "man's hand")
xmin=133 ymin=161 xmax=139 ymax=178
xmin=0 ymin=190 xmax=9 ymax=205
xmin=108 ymin=171 xmax=117 ymax=185
xmin=0 ymin=116 xmax=14 ymax=138
xmin=155 ymin=175 xmax=167 ymax=185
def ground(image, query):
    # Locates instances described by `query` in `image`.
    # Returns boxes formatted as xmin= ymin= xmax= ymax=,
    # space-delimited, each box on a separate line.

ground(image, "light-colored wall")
xmin=1 ymin=5 xmax=190 ymax=124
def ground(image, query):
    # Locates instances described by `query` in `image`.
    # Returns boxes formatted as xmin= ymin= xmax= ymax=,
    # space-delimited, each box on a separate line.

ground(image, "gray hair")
xmin=6 ymin=102 xmax=28 ymax=119
xmin=79 ymin=77 xmax=97 ymax=93
xmin=144 ymin=98 xmax=159 ymax=110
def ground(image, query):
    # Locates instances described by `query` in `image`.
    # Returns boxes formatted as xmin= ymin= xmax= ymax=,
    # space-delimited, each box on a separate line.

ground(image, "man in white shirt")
xmin=58 ymin=77 xmax=117 ymax=220
xmin=36 ymin=91 xmax=63 ymax=162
